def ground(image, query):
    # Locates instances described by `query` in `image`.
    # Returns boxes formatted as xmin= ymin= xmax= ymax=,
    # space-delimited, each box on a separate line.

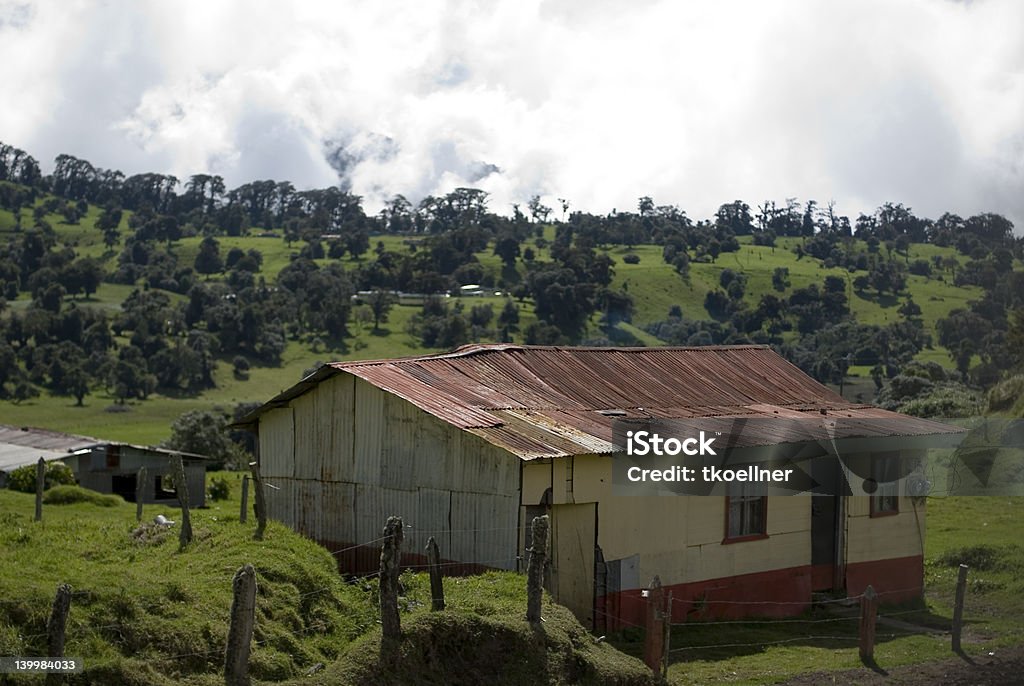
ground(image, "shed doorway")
xmin=111 ymin=474 xmax=137 ymax=502
xmin=811 ymin=457 xmax=845 ymax=591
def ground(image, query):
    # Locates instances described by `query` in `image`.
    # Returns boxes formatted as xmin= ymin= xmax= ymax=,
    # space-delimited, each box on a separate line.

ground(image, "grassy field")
xmin=0 ymin=481 xmax=653 ymax=685
xmin=1 ymin=475 xmax=1020 ymax=684
xmin=0 ymin=195 xmax=1010 ymax=446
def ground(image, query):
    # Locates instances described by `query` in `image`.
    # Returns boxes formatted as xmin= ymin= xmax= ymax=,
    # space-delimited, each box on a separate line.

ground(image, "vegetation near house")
xmin=164 ymin=408 xmax=246 ymax=469
xmin=41 ymin=484 xmax=123 ymax=507
xmin=5 ymin=461 xmax=74 ymax=493
xmin=0 ymin=486 xmax=655 ymax=685
xmin=208 ymin=475 xmax=231 ymax=501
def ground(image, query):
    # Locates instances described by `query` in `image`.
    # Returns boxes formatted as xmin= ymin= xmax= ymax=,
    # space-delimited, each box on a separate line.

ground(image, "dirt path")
xmin=779 ymin=644 xmax=1024 ymax=685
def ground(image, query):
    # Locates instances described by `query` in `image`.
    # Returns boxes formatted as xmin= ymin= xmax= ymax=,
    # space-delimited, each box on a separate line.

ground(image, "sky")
xmin=1 ymin=0 xmax=1022 ymax=229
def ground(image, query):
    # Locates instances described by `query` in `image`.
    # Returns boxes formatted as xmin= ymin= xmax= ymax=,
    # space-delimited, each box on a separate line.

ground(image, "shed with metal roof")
xmin=237 ymin=344 xmax=963 ymax=628
xmin=0 ymin=425 xmax=209 ymax=507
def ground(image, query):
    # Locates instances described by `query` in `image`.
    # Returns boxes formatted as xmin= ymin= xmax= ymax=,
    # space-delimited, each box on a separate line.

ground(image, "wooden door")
xmin=550 ymin=503 xmax=597 ymax=625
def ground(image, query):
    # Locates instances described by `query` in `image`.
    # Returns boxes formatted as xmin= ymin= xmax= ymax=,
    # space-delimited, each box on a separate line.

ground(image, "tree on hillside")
xmin=498 ymin=299 xmax=520 ymax=333
xmin=771 ymin=267 xmax=790 ymax=292
xmin=105 ymin=346 xmax=156 ymax=403
xmin=62 ymin=258 xmax=104 ymax=298
xmin=494 ymin=233 xmax=521 ymax=268
xmin=528 ymin=195 xmax=552 ymax=223
xmin=346 ymin=230 xmax=370 ymax=260
xmin=194 ymin=236 xmax=223 ymax=276
xmin=96 ymin=206 xmax=123 ymax=249
xmin=868 ymin=259 xmax=907 ymax=296
xmin=367 ymin=289 xmax=396 ymax=331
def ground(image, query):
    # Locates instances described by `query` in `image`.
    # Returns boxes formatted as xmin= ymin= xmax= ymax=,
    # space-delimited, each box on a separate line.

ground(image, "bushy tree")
xmin=194 ymin=236 xmax=223 ymax=275
xmin=7 ymin=461 xmax=75 ymax=492
xmin=164 ymin=409 xmax=246 ymax=470
xmin=367 ymin=290 xmax=396 ymax=331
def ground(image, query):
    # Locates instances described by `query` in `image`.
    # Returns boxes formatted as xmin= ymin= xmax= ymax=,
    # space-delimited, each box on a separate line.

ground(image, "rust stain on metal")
xmin=242 ymin=345 xmax=962 ymax=460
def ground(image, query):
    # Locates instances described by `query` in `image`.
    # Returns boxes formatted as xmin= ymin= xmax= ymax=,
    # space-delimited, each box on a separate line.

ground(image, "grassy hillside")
xmin=2 ymin=481 xmax=1019 ymax=685
xmin=0 ymin=195 xmax=1002 ymax=445
xmin=0 ymin=487 xmax=373 ymax=685
xmin=0 ymin=483 xmax=653 ymax=685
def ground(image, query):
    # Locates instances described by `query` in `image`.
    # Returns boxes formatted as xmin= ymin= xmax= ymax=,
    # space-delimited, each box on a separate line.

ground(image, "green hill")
xmin=0 ymin=485 xmax=653 ymax=685
xmin=0 ymin=187 xmax=1016 ymax=445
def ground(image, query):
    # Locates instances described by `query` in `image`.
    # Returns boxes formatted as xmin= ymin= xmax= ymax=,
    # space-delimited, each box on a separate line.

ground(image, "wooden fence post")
xmin=526 ymin=515 xmax=548 ymax=623
xmin=248 ymin=462 xmax=266 ymax=541
xmin=224 ymin=564 xmax=257 ymax=686
xmin=952 ymin=564 xmax=968 ymax=653
xmin=239 ymin=475 xmax=249 ymax=524
xmin=643 ymin=576 xmax=665 ymax=674
xmin=379 ymin=516 xmax=404 ymax=640
xmin=35 ymin=457 xmax=45 ymax=522
xmin=174 ymin=455 xmax=193 ymax=548
xmin=135 ymin=467 xmax=146 ymax=523
xmin=425 ymin=537 xmax=445 ymax=611
xmin=859 ymin=585 xmax=877 ymax=662
xmin=45 ymin=584 xmax=72 ymax=686
xmin=662 ymin=590 xmax=673 ymax=679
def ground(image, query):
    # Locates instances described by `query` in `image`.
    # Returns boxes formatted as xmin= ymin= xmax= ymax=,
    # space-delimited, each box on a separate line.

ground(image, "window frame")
xmin=870 ymin=453 xmax=900 ymax=518
xmin=723 ymin=476 xmax=769 ymax=543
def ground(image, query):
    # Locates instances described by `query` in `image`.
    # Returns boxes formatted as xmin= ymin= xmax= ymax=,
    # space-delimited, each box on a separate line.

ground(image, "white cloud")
xmin=0 ymin=0 xmax=1021 ymax=228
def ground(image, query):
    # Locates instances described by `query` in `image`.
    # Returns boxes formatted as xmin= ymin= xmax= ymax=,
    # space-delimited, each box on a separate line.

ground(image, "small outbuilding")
xmin=0 ymin=425 xmax=208 ymax=507
xmin=236 ymin=344 xmax=962 ymax=629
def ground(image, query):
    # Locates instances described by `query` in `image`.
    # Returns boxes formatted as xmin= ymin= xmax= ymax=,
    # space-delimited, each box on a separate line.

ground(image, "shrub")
xmin=987 ymin=375 xmax=1024 ymax=414
xmin=934 ymin=544 xmax=1018 ymax=572
xmin=232 ymin=355 xmax=251 ymax=380
xmin=622 ymin=253 xmax=640 ymax=264
xmin=42 ymin=485 xmax=123 ymax=507
xmin=209 ymin=476 xmax=231 ymax=501
xmin=6 ymin=461 xmax=75 ymax=493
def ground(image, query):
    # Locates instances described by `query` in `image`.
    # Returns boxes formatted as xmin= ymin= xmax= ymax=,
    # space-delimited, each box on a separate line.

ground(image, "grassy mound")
xmin=0 ymin=486 xmax=652 ymax=686
xmin=0 ymin=488 xmax=375 ymax=685
xmin=312 ymin=596 xmax=654 ymax=686
xmin=41 ymin=485 xmax=124 ymax=507
xmin=934 ymin=544 xmax=1022 ymax=573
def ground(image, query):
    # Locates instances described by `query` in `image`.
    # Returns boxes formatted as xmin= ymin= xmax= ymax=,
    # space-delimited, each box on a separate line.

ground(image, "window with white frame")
xmin=726 ymin=476 xmax=767 ymax=540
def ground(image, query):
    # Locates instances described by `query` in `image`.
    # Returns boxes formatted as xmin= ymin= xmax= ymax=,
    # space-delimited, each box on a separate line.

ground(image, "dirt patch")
xmin=130 ymin=522 xmax=173 ymax=546
xmin=779 ymin=644 xmax=1024 ymax=685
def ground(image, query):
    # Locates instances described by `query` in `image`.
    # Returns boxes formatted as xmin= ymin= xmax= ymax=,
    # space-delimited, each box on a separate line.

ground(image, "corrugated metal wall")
xmin=258 ymin=372 xmax=521 ymax=574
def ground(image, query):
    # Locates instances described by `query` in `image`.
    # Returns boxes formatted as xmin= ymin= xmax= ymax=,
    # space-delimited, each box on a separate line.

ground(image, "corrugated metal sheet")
xmin=259 ymin=407 xmax=294 ymax=478
xmin=0 ymin=444 xmax=69 ymax=472
xmin=0 ymin=424 xmax=211 ymax=473
xmin=0 ymin=425 xmax=98 ymax=453
xmin=242 ymin=345 xmax=962 ymax=461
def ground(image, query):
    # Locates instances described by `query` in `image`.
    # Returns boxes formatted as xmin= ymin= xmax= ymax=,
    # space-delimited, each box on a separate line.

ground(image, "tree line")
xmin=0 ymin=140 xmax=1022 ymax=419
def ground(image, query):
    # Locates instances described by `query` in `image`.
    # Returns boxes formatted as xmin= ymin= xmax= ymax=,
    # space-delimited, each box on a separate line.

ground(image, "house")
xmin=234 ymin=344 xmax=962 ymax=629
xmin=0 ymin=425 xmax=209 ymax=507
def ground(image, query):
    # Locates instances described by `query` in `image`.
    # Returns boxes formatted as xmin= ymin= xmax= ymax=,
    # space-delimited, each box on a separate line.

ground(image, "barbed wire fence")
xmin=635 ymin=576 xmax=971 ymax=681
xmin=2 ymin=512 xmax=975 ymax=685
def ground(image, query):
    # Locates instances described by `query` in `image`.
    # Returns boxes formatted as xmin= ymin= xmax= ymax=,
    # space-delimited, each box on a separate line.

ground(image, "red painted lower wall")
xmin=845 ymin=555 xmax=924 ymax=604
xmin=598 ymin=565 xmax=814 ymax=630
xmin=597 ymin=555 xmax=924 ymax=631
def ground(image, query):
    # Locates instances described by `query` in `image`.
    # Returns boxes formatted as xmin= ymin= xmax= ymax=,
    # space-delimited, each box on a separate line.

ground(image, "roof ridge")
xmin=328 ymin=343 xmax=771 ymax=368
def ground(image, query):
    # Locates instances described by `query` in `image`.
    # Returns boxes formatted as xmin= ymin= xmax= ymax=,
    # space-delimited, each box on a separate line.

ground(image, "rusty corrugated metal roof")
xmin=238 ymin=345 xmax=963 ymax=459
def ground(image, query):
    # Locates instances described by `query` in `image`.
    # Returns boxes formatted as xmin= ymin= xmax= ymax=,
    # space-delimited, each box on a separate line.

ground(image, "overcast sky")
xmin=1 ymin=0 xmax=1022 ymax=228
